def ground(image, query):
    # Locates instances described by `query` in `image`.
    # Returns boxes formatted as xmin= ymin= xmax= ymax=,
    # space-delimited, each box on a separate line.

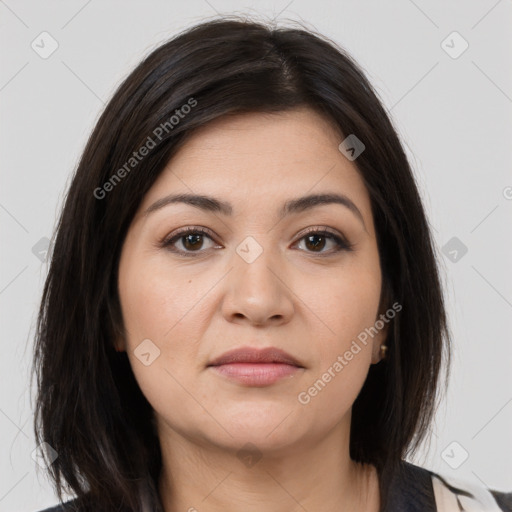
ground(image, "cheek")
xmin=297 ymin=351 xmax=370 ymax=435
xmin=119 ymin=252 xmax=205 ymax=342
xmin=294 ymin=257 xmax=381 ymax=411
xmin=117 ymin=256 xmax=206 ymax=424
xmin=295 ymin=276 xmax=378 ymax=426
xmin=300 ymin=259 xmax=381 ymax=355
xmin=117 ymin=251 xmax=206 ymax=388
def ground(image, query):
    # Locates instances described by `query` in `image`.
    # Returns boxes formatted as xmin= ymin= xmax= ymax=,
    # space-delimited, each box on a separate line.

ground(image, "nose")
xmin=220 ymin=240 xmax=295 ymax=327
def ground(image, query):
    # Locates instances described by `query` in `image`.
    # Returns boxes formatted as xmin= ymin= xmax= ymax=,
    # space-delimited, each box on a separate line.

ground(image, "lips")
xmin=207 ymin=346 xmax=305 ymax=387
xmin=207 ymin=346 xmax=303 ymax=368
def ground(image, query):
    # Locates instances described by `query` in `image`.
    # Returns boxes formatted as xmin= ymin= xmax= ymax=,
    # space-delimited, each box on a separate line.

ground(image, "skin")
xmin=116 ymin=107 xmax=389 ymax=512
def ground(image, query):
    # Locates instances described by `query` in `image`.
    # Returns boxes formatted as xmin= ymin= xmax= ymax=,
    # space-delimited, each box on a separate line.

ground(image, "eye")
xmin=293 ymin=227 xmax=354 ymax=255
xmin=160 ymin=226 xmax=354 ymax=257
xmin=161 ymin=226 xmax=219 ymax=256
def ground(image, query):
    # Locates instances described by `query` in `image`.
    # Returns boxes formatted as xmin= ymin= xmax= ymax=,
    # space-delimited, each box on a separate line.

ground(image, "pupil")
xmin=184 ymin=234 xmax=202 ymax=250
xmin=306 ymin=234 xmax=325 ymax=252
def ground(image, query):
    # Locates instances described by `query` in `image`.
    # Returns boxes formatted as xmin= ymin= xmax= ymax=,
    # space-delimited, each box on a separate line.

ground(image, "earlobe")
xmin=371 ymin=342 xmax=388 ymax=364
xmin=371 ymin=309 xmax=391 ymax=364
xmin=113 ymin=337 xmax=125 ymax=352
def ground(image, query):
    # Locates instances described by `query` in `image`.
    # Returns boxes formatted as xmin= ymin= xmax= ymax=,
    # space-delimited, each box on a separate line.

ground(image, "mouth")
xmin=207 ymin=346 xmax=305 ymax=387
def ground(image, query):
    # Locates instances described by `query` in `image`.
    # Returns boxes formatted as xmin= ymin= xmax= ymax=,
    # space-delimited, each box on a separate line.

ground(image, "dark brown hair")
xmin=32 ymin=16 xmax=451 ymax=512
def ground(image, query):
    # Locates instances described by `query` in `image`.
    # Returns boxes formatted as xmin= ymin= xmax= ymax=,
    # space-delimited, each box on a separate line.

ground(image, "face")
xmin=116 ymin=107 xmax=389 ymax=455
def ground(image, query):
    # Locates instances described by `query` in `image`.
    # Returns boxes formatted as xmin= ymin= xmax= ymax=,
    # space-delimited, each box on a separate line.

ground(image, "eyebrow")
xmin=143 ymin=192 xmax=366 ymax=227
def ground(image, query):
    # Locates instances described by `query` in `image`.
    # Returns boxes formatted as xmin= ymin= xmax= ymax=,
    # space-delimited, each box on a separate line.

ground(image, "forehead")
xmin=170 ymin=107 xmax=344 ymax=167
xmin=137 ymin=108 xmax=373 ymax=224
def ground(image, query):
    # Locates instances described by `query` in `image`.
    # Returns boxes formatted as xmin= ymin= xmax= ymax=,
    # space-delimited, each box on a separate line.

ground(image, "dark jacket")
xmin=35 ymin=461 xmax=512 ymax=512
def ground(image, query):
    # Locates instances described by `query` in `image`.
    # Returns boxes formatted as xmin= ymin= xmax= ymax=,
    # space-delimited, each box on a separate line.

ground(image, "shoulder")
xmin=35 ymin=497 xmax=83 ymax=512
xmin=33 ymin=495 xmax=136 ymax=512
xmin=389 ymin=460 xmax=512 ymax=511
xmin=430 ymin=469 xmax=512 ymax=512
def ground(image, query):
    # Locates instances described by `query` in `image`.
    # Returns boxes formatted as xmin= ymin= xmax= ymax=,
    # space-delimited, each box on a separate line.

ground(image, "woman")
xmin=32 ymin=17 xmax=512 ymax=512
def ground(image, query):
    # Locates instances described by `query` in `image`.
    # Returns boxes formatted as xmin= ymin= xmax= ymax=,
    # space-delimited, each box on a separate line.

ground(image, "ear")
xmin=113 ymin=335 xmax=126 ymax=353
xmin=370 ymin=278 xmax=392 ymax=364
xmin=109 ymin=308 xmax=126 ymax=352
xmin=370 ymin=317 xmax=390 ymax=364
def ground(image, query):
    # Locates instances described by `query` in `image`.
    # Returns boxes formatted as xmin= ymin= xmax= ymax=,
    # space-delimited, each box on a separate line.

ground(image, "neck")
xmin=156 ymin=421 xmax=380 ymax=512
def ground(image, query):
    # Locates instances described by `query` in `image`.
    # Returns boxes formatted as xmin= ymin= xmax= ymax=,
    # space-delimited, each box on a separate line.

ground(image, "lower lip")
xmin=209 ymin=363 xmax=301 ymax=386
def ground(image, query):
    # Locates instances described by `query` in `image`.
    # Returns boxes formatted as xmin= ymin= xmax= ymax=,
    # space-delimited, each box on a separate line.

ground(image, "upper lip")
xmin=208 ymin=346 xmax=303 ymax=367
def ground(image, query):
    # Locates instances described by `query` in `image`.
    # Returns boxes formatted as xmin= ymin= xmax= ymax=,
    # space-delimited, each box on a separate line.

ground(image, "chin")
xmin=214 ymin=409 xmax=305 ymax=447
xmin=213 ymin=427 xmax=303 ymax=457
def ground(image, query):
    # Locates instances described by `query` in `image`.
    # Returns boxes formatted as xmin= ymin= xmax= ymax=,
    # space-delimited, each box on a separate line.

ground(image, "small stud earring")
xmin=380 ymin=344 xmax=388 ymax=360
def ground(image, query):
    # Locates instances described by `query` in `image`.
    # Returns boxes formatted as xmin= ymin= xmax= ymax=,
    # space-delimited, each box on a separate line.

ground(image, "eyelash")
xmin=160 ymin=226 xmax=354 ymax=257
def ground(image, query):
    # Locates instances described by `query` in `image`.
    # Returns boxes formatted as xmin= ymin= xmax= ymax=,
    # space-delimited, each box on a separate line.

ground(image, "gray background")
xmin=1 ymin=1 xmax=511 ymax=510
